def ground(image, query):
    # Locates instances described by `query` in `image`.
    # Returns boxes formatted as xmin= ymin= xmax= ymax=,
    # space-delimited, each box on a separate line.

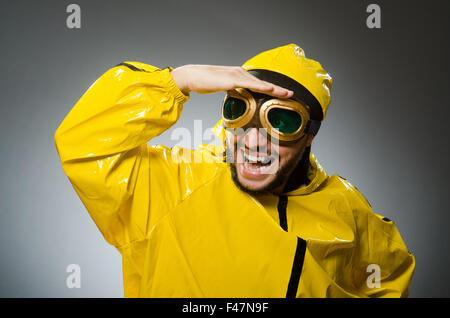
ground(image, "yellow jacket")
xmin=55 ymin=61 xmax=415 ymax=298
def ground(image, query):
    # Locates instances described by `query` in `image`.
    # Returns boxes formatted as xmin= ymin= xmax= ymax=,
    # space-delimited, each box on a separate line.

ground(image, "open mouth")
xmin=241 ymin=150 xmax=277 ymax=174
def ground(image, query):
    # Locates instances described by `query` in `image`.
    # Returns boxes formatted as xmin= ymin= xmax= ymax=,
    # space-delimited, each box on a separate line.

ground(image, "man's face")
xmin=226 ymin=127 xmax=310 ymax=195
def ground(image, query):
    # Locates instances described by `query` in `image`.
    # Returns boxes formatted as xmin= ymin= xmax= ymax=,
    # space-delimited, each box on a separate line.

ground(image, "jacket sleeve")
xmin=363 ymin=214 xmax=416 ymax=297
xmin=54 ymin=62 xmax=209 ymax=248
xmin=350 ymin=184 xmax=416 ymax=298
xmin=304 ymin=177 xmax=416 ymax=298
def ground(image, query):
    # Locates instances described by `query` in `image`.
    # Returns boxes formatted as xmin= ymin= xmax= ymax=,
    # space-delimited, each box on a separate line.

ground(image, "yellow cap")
xmin=242 ymin=44 xmax=332 ymax=120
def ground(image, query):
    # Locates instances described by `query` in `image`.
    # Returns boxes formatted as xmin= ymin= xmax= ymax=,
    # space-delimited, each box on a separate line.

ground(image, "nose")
xmin=244 ymin=128 xmax=269 ymax=152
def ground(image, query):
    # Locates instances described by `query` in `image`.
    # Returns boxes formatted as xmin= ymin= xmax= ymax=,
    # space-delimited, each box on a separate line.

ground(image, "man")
xmin=55 ymin=44 xmax=415 ymax=297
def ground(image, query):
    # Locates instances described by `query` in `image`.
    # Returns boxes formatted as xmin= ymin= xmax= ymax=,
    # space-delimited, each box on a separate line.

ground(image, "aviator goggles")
xmin=222 ymin=88 xmax=320 ymax=142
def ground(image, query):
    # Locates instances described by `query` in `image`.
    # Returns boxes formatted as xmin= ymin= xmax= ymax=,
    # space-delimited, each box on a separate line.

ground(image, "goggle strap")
xmin=305 ymin=120 xmax=321 ymax=136
xmin=247 ymin=69 xmax=324 ymax=121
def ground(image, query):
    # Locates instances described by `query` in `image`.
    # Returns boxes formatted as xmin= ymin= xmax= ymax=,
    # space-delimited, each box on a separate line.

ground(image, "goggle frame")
xmin=222 ymin=88 xmax=311 ymax=142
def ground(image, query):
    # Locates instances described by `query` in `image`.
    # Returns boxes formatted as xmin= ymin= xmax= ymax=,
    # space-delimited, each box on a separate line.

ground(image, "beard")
xmin=226 ymin=140 xmax=306 ymax=196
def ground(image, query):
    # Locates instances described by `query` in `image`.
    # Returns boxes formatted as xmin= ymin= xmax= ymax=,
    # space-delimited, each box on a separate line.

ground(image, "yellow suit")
xmin=55 ymin=48 xmax=414 ymax=298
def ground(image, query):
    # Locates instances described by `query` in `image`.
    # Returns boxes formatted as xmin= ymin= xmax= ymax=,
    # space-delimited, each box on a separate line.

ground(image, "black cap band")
xmin=247 ymin=69 xmax=324 ymax=121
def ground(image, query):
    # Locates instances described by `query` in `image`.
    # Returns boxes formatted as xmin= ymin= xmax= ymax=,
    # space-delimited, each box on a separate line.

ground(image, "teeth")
xmin=244 ymin=159 xmax=271 ymax=172
xmin=259 ymin=156 xmax=272 ymax=164
xmin=243 ymin=152 xmax=273 ymax=165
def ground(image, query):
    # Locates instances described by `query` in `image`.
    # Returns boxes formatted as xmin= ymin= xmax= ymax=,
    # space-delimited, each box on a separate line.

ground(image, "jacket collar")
xmin=284 ymin=152 xmax=328 ymax=196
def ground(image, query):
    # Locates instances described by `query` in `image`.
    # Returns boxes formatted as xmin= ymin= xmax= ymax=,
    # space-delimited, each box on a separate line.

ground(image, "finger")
xmin=267 ymin=84 xmax=295 ymax=98
xmin=238 ymin=79 xmax=293 ymax=98
xmin=237 ymin=69 xmax=294 ymax=98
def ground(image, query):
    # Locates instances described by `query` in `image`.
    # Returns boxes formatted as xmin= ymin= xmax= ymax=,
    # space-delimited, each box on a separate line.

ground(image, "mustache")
xmin=225 ymin=140 xmax=279 ymax=165
xmin=243 ymin=143 xmax=273 ymax=154
xmin=227 ymin=139 xmax=279 ymax=155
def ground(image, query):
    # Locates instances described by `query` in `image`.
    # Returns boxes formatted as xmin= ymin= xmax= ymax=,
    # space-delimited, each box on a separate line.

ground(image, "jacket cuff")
xmin=164 ymin=67 xmax=190 ymax=104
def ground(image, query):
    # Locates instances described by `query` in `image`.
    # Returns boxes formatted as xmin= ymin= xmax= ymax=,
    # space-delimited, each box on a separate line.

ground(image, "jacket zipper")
xmin=277 ymin=195 xmax=307 ymax=298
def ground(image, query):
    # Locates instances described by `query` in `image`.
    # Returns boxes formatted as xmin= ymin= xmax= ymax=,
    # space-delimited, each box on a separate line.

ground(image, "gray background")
xmin=0 ymin=0 xmax=449 ymax=297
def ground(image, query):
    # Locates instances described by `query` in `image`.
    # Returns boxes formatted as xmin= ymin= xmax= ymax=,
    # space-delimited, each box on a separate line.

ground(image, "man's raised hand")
xmin=170 ymin=65 xmax=293 ymax=98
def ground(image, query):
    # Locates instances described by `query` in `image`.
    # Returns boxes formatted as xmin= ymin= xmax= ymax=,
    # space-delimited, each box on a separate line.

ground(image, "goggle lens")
xmin=267 ymin=108 xmax=302 ymax=134
xmin=223 ymin=97 xmax=247 ymax=120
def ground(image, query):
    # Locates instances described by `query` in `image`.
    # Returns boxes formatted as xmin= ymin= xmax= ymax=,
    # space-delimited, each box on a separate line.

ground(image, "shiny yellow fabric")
xmin=55 ymin=60 xmax=414 ymax=298
xmin=242 ymin=44 xmax=332 ymax=119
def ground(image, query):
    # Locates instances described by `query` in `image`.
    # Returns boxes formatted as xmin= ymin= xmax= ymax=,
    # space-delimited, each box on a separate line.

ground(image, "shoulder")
xmin=147 ymin=143 xmax=227 ymax=195
xmin=320 ymin=174 xmax=408 ymax=247
xmin=325 ymin=175 xmax=373 ymax=209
